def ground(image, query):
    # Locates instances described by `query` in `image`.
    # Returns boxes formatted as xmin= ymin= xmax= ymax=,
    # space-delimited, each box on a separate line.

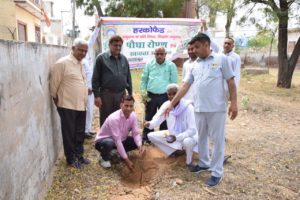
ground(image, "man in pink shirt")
xmin=94 ymin=95 xmax=145 ymax=171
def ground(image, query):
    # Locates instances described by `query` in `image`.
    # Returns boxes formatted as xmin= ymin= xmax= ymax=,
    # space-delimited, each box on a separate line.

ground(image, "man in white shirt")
xmin=84 ymin=21 xmax=100 ymax=139
xmin=182 ymin=43 xmax=197 ymax=103
xmin=164 ymin=33 xmax=238 ymax=187
xmin=201 ymin=21 xmax=241 ymax=88
xmin=144 ymin=84 xmax=197 ymax=166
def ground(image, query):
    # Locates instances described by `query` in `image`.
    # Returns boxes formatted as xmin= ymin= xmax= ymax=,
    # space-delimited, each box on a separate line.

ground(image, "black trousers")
xmin=143 ymin=92 xmax=168 ymax=141
xmin=95 ymin=137 xmax=138 ymax=161
xmin=99 ymin=90 xmax=125 ymax=126
xmin=57 ymin=107 xmax=86 ymax=164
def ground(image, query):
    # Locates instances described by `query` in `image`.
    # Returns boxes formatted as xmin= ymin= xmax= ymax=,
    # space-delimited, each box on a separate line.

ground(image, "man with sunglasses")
xmin=92 ymin=35 xmax=132 ymax=126
xmin=141 ymin=47 xmax=178 ymax=143
xmin=144 ymin=83 xmax=197 ymax=167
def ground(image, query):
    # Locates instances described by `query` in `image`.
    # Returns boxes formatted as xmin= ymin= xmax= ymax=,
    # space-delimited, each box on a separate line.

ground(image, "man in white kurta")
xmin=144 ymin=84 xmax=197 ymax=166
xmin=84 ymin=21 xmax=100 ymax=138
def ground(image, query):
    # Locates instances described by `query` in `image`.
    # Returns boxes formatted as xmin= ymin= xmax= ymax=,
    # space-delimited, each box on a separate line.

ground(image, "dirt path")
xmin=46 ymin=69 xmax=300 ymax=200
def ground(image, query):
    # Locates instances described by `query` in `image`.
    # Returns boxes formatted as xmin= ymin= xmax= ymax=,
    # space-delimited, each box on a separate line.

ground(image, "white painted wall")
xmin=0 ymin=40 xmax=68 ymax=200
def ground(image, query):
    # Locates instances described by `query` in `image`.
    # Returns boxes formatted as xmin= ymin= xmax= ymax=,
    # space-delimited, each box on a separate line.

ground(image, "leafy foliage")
xmin=76 ymin=0 xmax=103 ymax=16
xmin=105 ymin=0 xmax=184 ymax=18
xmin=247 ymin=31 xmax=277 ymax=50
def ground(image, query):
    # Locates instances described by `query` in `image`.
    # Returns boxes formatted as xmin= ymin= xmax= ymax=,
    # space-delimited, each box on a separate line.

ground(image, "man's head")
xmin=166 ymin=83 xmax=179 ymax=101
xmin=154 ymin=46 xmax=167 ymax=64
xmin=187 ymin=44 xmax=197 ymax=60
xmin=109 ymin=35 xmax=123 ymax=56
xmin=223 ymin=37 xmax=235 ymax=54
xmin=189 ymin=33 xmax=211 ymax=59
xmin=120 ymin=95 xmax=135 ymax=118
xmin=72 ymin=38 xmax=88 ymax=61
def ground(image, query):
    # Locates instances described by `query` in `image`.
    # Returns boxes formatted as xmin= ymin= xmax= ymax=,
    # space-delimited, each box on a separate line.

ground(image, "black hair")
xmin=121 ymin=95 xmax=135 ymax=103
xmin=109 ymin=35 xmax=123 ymax=44
xmin=188 ymin=33 xmax=211 ymax=45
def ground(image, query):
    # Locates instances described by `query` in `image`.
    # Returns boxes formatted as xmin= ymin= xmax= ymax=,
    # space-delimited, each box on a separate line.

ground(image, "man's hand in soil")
xmin=94 ymin=97 xmax=102 ymax=108
xmin=124 ymin=158 xmax=134 ymax=172
xmin=138 ymin=145 xmax=146 ymax=157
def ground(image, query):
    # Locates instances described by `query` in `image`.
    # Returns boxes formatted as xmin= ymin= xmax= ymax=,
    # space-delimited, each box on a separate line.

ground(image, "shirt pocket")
xmin=208 ymin=66 xmax=221 ymax=78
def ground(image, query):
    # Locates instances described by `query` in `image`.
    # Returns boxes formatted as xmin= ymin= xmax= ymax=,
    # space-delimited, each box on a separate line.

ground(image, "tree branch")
xmin=249 ymin=0 xmax=279 ymax=12
xmin=287 ymin=0 xmax=296 ymax=8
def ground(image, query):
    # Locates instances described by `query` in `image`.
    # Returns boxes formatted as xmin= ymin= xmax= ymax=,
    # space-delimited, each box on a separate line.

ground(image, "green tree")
xmin=247 ymin=31 xmax=277 ymax=50
xmin=105 ymin=0 xmax=184 ymax=18
xmin=245 ymin=0 xmax=300 ymax=88
xmin=196 ymin=0 xmax=239 ymax=37
xmin=75 ymin=0 xmax=104 ymax=16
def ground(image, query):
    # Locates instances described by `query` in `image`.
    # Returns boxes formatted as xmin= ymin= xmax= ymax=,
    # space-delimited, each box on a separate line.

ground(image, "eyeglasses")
xmin=155 ymin=53 xmax=166 ymax=56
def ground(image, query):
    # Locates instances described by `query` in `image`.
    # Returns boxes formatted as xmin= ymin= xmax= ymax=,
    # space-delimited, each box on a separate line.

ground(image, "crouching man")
xmin=144 ymin=84 xmax=197 ymax=166
xmin=94 ymin=95 xmax=145 ymax=171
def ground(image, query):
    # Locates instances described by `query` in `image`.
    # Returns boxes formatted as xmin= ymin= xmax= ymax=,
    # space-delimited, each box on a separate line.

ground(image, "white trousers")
xmin=85 ymin=93 xmax=94 ymax=133
xmin=148 ymin=130 xmax=197 ymax=165
xmin=194 ymin=112 xmax=226 ymax=177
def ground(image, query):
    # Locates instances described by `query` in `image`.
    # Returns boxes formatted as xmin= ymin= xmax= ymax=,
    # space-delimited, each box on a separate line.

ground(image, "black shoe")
xmin=207 ymin=176 xmax=223 ymax=187
xmin=89 ymin=132 xmax=96 ymax=135
xmin=85 ymin=132 xmax=93 ymax=139
xmin=69 ymin=160 xmax=82 ymax=169
xmin=190 ymin=165 xmax=209 ymax=173
xmin=79 ymin=157 xmax=91 ymax=165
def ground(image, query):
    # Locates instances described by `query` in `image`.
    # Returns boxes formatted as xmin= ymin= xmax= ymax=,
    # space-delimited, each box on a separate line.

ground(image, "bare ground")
xmin=46 ymin=69 xmax=300 ymax=200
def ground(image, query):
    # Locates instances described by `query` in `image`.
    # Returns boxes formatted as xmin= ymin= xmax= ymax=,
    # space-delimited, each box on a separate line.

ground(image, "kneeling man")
xmin=144 ymin=84 xmax=197 ymax=166
xmin=94 ymin=95 xmax=145 ymax=171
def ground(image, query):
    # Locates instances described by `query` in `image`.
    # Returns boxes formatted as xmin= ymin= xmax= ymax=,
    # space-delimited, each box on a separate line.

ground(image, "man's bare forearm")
xmin=227 ymin=78 xmax=237 ymax=104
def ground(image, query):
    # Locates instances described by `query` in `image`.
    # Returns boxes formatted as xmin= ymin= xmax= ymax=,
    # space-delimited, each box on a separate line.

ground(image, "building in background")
xmin=41 ymin=0 xmax=63 ymax=45
xmin=0 ymin=0 xmax=42 ymax=42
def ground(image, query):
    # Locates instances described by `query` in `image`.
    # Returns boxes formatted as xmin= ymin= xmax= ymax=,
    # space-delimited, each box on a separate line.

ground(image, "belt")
xmin=147 ymin=91 xmax=167 ymax=96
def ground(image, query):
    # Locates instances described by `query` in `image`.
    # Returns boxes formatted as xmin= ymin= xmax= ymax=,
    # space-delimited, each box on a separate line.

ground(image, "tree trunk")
xmin=286 ymin=36 xmax=300 ymax=86
xmin=225 ymin=0 xmax=235 ymax=37
xmin=208 ymin=7 xmax=217 ymax=27
xmin=276 ymin=2 xmax=290 ymax=88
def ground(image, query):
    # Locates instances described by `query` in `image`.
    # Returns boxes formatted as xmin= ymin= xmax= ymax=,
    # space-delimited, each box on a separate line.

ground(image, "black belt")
xmin=147 ymin=91 xmax=167 ymax=96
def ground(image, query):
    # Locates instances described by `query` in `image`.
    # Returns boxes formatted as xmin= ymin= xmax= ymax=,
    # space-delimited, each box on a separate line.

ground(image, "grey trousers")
xmin=194 ymin=112 xmax=226 ymax=177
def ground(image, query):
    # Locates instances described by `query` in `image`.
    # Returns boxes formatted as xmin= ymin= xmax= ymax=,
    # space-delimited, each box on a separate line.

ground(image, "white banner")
xmin=100 ymin=17 xmax=203 ymax=69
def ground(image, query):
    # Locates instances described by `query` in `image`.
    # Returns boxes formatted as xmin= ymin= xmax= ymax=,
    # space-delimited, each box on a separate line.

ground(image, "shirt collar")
xmin=119 ymin=109 xmax=131 ymax=120
xmin=196 ymin=52 xmax=215 ymax=62
xmin=69 ymin=53 xmax=81 ymax=65
xmin=108 ymin=51 xmax=120 ymax=59
xmin=155 ymin=59 xmax=166 ymax=65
